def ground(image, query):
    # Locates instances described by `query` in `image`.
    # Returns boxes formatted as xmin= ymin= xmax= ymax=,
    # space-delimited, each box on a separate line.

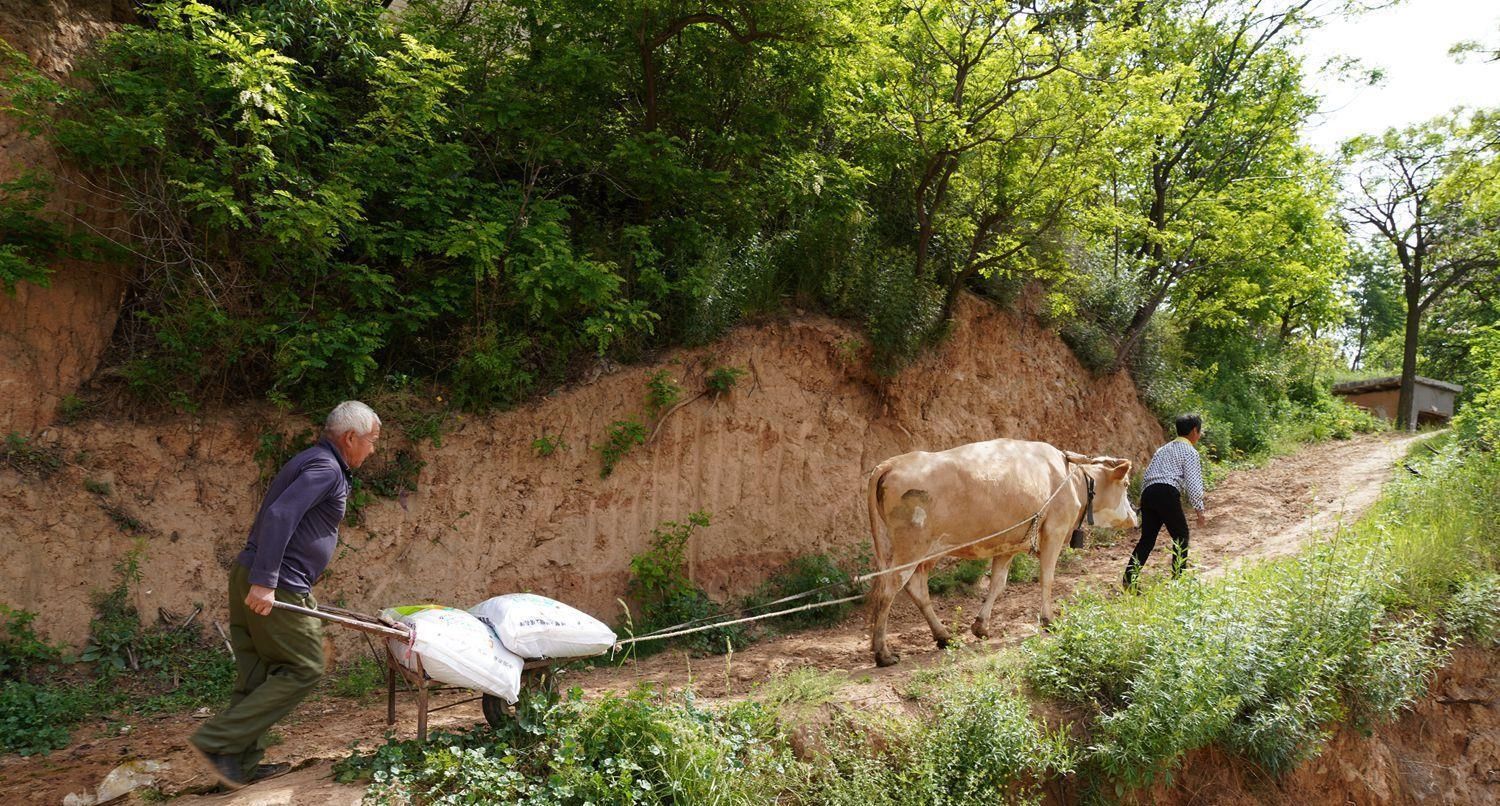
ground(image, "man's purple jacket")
xmin=236 ymin=439 xmax=351 ymax=594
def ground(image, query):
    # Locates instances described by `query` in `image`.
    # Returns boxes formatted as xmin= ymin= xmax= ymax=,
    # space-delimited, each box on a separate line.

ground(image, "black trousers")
xmin=1124 ymin=483 xmax=1190 ymax=588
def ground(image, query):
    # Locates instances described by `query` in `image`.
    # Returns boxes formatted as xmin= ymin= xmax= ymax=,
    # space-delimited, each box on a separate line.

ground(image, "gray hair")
xmin=324 ymin=400 xmax=381 ymax=437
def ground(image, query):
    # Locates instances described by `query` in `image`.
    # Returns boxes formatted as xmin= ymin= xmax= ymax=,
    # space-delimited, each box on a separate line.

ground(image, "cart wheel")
xmin=481 ymin=667 xmax=554 ymax=729
xmin=481 ymin=693 xmax=512 ymax=728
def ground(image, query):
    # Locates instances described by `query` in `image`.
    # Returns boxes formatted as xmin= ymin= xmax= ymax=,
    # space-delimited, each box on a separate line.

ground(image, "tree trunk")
xmin=1110 ymin=281 xmax=1171 ymax=374
xmin=1395 ymin=281 xmax=1422 ymax=431
xmin=1351 ymin=321 xmax=1368 ymax=369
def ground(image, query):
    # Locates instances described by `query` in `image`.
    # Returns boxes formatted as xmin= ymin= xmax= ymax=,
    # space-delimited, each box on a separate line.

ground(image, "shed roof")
xmin=1332 ymin=376 xmax=1464 ymax=395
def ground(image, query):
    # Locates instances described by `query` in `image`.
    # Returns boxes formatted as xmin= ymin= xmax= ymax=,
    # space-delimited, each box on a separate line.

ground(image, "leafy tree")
xmin=1342 ymin=246 xmax=1404 ymax=371
xmin=854 ymin=0 xmax=1111 ymax=322
xmin=1101 ymin=0 xmax=1324 ymax=370
xmin=0 ymin=173 xmax=90 ymax=295
xmin=1344 ymin=118 xmax=1500 ymax=429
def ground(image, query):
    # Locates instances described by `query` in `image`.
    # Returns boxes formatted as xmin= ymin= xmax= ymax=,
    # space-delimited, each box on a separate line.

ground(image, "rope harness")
xmin=612 ymin=454 xmax=1107 ymax=650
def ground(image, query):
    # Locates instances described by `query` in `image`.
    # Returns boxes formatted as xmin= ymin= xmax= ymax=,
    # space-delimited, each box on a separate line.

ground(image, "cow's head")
xmin=1089 ymin=458 xmax=1138 ymax=529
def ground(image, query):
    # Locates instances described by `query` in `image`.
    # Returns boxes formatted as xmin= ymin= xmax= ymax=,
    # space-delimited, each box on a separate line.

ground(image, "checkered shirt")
xmin=1141 ymin=438 xmax=1206 ymax=511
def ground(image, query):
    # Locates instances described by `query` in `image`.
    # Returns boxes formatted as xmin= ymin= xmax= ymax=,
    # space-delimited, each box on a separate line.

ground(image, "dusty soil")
xmin=7 ymin=430 xmax=1485 ymax=806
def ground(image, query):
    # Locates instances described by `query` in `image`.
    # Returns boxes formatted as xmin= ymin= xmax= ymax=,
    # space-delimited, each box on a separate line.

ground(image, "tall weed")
xmin=798 ymin=675 xmax=1073 ymax=806
xmin=1024 ymin=441 xmax=1494 ymax=789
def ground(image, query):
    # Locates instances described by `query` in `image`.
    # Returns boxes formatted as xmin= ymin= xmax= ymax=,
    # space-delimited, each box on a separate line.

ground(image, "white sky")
xmin=1297 ymin=0 xmax=1500 ymax=155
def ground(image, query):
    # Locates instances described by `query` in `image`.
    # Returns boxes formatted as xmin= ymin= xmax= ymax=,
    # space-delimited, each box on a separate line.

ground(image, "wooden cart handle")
xmin=270 ymin=600 xmax=412 ymax=641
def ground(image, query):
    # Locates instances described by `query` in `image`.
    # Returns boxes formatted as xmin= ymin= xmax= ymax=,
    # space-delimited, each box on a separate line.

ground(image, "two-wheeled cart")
xmin=270 ymin=601 xmax=566 ymax=742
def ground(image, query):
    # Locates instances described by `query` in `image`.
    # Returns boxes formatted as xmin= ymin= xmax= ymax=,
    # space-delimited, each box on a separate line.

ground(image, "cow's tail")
xmin=866 ymin=460 xmax=895 ymax=571
xmin=864 ymin=459 xmax=894 ymax=621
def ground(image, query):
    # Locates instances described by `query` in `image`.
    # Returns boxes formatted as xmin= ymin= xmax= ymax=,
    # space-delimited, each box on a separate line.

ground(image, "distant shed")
xmin=1332 ymin=376 xmax=1463 ymax=428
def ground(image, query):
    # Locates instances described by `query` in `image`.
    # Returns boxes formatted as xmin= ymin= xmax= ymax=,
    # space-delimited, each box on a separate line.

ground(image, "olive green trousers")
xmin=191 ymin=563 xmax=323 ymax=772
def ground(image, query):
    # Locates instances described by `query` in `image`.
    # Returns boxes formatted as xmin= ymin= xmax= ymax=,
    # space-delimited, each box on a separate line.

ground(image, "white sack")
xmin=469 ymin=594 xmax=617 ymax=659
xmin=382 ymin=605 xmax=523 ymax=703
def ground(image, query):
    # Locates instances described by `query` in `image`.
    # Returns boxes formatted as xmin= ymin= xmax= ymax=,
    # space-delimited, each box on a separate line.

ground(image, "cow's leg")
xmin=870 ymin=515 xmax=935 ymax=666
xmin=868 ymin=568 xmax=902 ymax=668
xmin=1038 ymin=527 xmax=1068 ymax=628
xmin=973 ymin=554 xmax=1015 ymax=638
xmin=903 ymin=561 xmax=951 ymax=649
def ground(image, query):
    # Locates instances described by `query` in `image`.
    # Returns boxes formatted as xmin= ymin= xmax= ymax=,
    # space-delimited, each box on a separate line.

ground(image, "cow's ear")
xmin=1110 ymin=461 xmax=1131 ymax=479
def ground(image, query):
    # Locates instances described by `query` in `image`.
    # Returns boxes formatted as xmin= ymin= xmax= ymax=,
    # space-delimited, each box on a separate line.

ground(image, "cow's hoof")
xmin=874 ymin=651 xmax=900 ymax=668
xmin=971 ymin=619 xmax=989 ymax=639
xmin=934 ymin=636 xmax=950 ymax=650
xmin=1039 ymin=615 xmax=1053 ymax=632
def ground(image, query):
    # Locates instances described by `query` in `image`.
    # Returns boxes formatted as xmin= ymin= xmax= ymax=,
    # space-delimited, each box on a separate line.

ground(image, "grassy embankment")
xmin=330 ymin=430 xmax=1495 ymax=804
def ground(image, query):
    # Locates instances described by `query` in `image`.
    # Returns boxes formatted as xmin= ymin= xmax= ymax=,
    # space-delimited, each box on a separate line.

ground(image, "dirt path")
xmin=0 ymin=432 xmax=1428 ymax=804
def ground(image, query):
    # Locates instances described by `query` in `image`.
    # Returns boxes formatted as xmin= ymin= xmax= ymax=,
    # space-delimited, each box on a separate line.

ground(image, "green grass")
xmin=754 ymin=667 xmax=848 ymax=716
xmin=746 ymin=554 xmax=863 ymax=631
xmin=928 ymin=559 xmax=990 ymax=594
xmin=330 ymin=656 xmax=387 ymax=699
xmin=0 ymin=679 xmax=122 ymax=756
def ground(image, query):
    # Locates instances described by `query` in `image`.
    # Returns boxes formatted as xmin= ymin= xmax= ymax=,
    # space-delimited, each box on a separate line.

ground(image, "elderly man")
xmin=190 ymin=401 xmax=380 ymax=789
xmin=1123 ymin=413 xmax=1207 ymax=590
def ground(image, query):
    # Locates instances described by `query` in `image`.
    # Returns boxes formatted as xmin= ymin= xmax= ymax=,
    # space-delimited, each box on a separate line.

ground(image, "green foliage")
xmin=1 ymin=433 xmax=63 ymax=478
xmin=132 ymin=623 xmax=236 ymax=714
xmin=1443 ymin=574 xmax=1500 ymax=647
xmin=927 ymin=559 xmax=990 ymax=595
xmin=628 ymin=512 xmax=711 ymax=605
xmin=365 ymin=381 xmax=451 ymax=447
xmin=360 ymin=448 xmax=425 ymax=498
xmin=56 ymin=394 xmax=94 ymax=424
xmin=801 ymin=678 xmax=1074 ymax=806
xmin=747 ymin=554 xmax=861 ymax=630
xmin=0 ymin=171 xmax=101 ymax=295
xmin=625 ymin=512 xmax=744 ymax=656
xmin=532 ymin=433 xmax=568 ymax=458
xmin=1271 ymin=391 xmax=1387 ymax=448
xmin=1 ymin=552 xmax=232 ymax=755
xmin=450 ymin=325 xmax=535 ymax=412
xmin=79 ymin=543 xmax=233 ymax=709
xmin=254 ymin=429 xmax=316 ymax=484
xmin=81 ymin=546 xmax=146 ymax=673
xmin=704 ymin=366 xmax=746 ymax=396
xmin=1007 ymin=554 xmax=1041 ymax=584
xmin=331 ymin=656 xmax=387 ymax=700
xmin=0 ymin=606 xmax=62 ymax=680
xmin=822 ymin=250 xmax=945 ymax=375
xmin=84 ymin=478 xmax=111 ymax=496
xmin=0 ymin=679 xmax=117 ymax=756
xmin=755 ymin=667 xmax=848 ymax=714
xmin=645 ymin=371 xmax=683 ymax=419
xmin=597 ymin=419 xmax=647 ymax=479
xmin=3 ymin=0 xmax=1423 ymax=435
xmin=1454 ymin=325 xmax=1500 ymax=449
xmin=345 ymin=689 xmax=789 ymax=804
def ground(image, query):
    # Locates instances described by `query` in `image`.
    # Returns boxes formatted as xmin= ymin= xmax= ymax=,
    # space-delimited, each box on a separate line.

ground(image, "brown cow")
xmin=866 ymin=438 xmax=1137 ymax=667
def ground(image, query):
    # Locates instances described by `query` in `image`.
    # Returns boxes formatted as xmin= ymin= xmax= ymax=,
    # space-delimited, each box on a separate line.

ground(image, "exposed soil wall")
xmin=1133 ymin=646 xmax=1500 ymax=806
xmin=0 ymin=0 xmax=133 ymax=434
xmin=0 ymin=295 xmax=1163 ymax=648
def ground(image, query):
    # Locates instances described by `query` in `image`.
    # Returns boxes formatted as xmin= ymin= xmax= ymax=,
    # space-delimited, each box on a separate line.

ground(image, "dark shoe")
xmin=248 ymin=762 xmax=292 ymax=782
xmin=189 ymin=743 xmax=245 ymax=790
